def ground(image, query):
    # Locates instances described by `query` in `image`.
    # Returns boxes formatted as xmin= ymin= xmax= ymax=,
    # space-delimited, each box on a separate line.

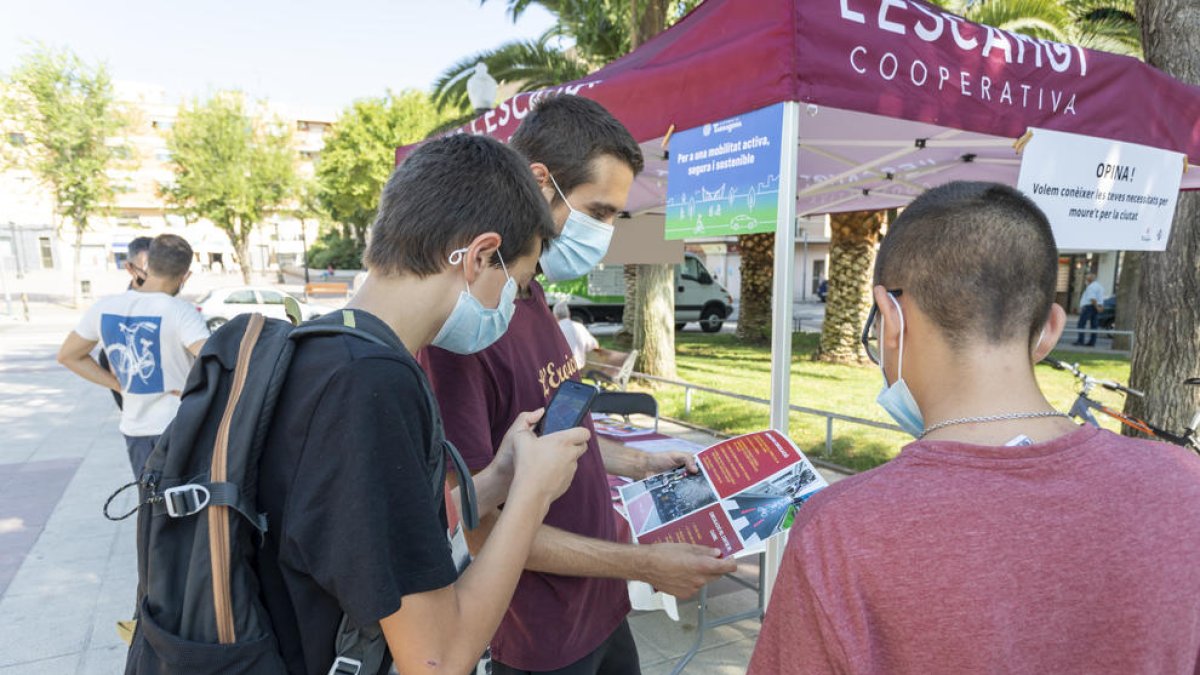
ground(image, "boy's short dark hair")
xmin=874 ymin=181 xmax=1058 ymax=348
xmin=366 ymin=134 xmax=556 ymax=278
xmin=509 ymin=95 xmax=644 ymax=200
xmin=128 ymin=236 xmax=153 ymax=259
xmin=148 ymin=234 xmax=193 ymax=278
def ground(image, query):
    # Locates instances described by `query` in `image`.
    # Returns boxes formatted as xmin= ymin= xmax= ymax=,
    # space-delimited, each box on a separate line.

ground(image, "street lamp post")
xmin=299 ymin=220 xmax=310 ymax=284
xmin=466 ymin=62 xmax=498 ymax=115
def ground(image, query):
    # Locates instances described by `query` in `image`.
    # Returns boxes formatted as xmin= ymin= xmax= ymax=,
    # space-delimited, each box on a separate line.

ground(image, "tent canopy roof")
xmin=402 ymin=0 xmax=1200 ymax=214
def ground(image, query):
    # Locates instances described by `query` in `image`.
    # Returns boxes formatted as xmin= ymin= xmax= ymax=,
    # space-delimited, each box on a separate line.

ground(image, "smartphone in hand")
xmin=538 ymin=380 xmax=599 ymax=436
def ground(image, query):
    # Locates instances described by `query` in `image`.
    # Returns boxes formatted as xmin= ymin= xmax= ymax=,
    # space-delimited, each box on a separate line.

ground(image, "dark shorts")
xmin=491 ymin=621 xmax=640 ymax=675
xmin=123 ymin=435 xmax=158 ymax=480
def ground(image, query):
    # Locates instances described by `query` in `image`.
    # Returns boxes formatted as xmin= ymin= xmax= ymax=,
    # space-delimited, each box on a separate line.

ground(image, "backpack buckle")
xmin=162 ymin=484 xmax=211 ymax=518
xmin=328 ymin=656 xmax=362 ymax=675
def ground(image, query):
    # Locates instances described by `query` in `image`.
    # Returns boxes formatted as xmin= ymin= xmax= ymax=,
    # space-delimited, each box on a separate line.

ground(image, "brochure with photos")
xmin=618 ymin=430 xmax=827 ymax=557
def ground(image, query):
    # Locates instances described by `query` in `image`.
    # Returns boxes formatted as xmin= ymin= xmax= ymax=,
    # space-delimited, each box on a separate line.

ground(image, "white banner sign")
xmin=1017 ymin=128 xmax=1184 ymax=251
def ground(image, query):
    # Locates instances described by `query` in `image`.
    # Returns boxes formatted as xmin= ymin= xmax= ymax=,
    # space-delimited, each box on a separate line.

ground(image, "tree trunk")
xmin=736 ymin=232 xmax=775 ymax=344
xmin=232 ymin=231 xmax=253 ymax=285
xmin=1123 ymin=0 xmax=1200 ymax=436
xmin=632 ymin=262 xmax=677 ymax=378
xmin=614 ymin=264 xmax=637 ymax=348
xmin=1112 ymin=251 xmax=1140 ymax=351
xmin=630 ymin=0 xmax=668 ymax=49
xmin=625 ymin=4 xmax=675 ymax=374
xmin=818 ymin=211 xmax=885 ymax=364
xmin=71 ymin=222 xmax=83 ymax=308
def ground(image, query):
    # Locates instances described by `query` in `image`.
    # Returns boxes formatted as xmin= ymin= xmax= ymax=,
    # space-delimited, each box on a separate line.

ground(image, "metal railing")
xmin=627 ymin=371 xmax=902 ymax=467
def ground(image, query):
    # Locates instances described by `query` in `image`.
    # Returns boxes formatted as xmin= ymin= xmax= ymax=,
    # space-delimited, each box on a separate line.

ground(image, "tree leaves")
xmin=314 ymin=91 xmax=449 ymax=244
xmin=164 ymin=93 xmax=296 ymax=281
xmin=3 ymin=45 xmax=126 ymax=230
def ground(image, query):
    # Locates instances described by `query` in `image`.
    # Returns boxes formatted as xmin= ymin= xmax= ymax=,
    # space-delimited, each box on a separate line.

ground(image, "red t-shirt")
xmin=418 ymin=281 xmax=630 ymax=670
xmin=749 ymin=426 xmax=1200 ymax=675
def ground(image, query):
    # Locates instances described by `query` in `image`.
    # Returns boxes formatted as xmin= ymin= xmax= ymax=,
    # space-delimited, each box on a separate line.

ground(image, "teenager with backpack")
xmin=124 ymin=135 xmax=590 ymax=675
xmin=420 ymin=96 xmax=736 ymax=675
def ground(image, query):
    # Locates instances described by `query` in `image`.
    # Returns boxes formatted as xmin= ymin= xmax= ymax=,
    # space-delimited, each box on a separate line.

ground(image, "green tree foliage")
xmin=3 ymin=45 xmax=128 ymax=306
xmin=164 ymin=93 xmax=296 ymax=284
xmin=432 ymin=0 xmax=704 ymax=117
xmin=305 ymin=229 xmax=364 ymax=271
xmin=931 ymin=0 xmax=1141 ymax=57
xmin=313 ymin=90 xmax=447 ymax=269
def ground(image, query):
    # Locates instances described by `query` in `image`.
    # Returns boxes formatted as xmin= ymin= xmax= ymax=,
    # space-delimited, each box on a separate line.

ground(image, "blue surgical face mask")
xmin=431 ymin=248 xmax=517 ymax=355
xmin=876 ymin=293 xmax=925 ymax=437
xmin=539 ymin=174 xmax=615 ymax=282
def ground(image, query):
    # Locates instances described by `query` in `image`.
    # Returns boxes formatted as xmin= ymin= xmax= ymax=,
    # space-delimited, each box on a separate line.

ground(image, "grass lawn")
xmin=601 ymin=332 xmax=1132 ymax=472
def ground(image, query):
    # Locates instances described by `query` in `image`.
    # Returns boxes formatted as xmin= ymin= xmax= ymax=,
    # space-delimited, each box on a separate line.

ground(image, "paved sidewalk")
xmin=0 ymin=302 xmax=849 ymax=674
xmin=0 ymin=304 xmax=138 ymax=673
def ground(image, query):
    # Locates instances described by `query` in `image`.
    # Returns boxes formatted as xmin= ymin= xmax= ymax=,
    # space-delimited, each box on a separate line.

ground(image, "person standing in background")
xmin=555 ymin=300 xmax=599 ymax=369
xmin=1073 ymin=272 xmax=1104 ymax=347
xmin=57 ymin=234 xmax=209 ymax=478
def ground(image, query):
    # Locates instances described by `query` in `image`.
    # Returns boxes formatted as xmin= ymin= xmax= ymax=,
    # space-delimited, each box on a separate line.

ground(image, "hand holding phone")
xmin=538 ymin=380 xmax=599 ymax=436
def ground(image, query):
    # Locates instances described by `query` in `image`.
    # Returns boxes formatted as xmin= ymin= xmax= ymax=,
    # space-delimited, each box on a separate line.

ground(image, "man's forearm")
xmin=526 ymin=522 xmax=646 ymax=579
xmin=466 ymin=511 xmax=645 ymax=581
xmin=598 ymin=437 xmax=647 ymax=480
xmin=62 ymin=355 xmax=120 ymax=392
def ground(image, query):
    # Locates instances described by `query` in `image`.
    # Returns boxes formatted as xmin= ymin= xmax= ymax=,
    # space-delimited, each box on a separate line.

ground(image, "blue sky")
xmin=0 ymin=0 xmax=557 ymax=111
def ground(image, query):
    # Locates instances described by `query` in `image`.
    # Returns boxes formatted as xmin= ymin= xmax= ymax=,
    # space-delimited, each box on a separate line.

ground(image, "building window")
xmin=811 ymin=259 xmax=826 ymax=295
xmin=38 ymin=237 xmax=54 ymax=269
xmin=297 ymin=121 xmax=310 ymax=131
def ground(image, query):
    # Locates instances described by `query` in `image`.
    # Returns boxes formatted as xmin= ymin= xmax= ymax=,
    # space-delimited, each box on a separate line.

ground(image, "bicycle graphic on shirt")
xmin=105 ymin=320 xmax=159 ymax=391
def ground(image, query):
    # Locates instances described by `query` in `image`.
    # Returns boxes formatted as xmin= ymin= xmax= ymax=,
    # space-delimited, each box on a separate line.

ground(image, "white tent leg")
xmin=765 ymin=101 xmax=801 ymax=608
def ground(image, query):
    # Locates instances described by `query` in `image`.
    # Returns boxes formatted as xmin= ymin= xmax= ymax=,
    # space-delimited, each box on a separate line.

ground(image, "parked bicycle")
xmin=1040 ymin=356 xmax=1200 ymax=454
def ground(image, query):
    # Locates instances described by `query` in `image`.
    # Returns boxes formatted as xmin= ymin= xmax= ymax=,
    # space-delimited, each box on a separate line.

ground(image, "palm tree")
xmin=429 ymin=0 xmax=701 ymax=378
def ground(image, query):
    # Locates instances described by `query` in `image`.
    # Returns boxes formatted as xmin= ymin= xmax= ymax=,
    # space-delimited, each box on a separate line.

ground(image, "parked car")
xmin=196 ymin=286 xmax=335 ymax=330
xmin=1097 ymin=296 xmax=1116 ymax=329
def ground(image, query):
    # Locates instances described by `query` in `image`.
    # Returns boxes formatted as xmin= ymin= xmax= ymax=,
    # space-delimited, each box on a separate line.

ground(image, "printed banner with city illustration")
xmin=619 ymin=430 xmax=827 ymax=557
xmin=664 ymin=103 xmax=786 ymax=240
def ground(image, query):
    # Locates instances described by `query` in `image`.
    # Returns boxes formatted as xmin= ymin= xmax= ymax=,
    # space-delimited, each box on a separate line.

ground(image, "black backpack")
xmin=106 ymin=310 xmax=478 ymax=675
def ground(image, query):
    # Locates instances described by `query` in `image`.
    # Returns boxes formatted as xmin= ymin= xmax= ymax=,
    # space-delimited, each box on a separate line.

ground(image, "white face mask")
xmin=539 ymin=173 xmax=615 ymax=282
xmin=875 ymin=293 xmax=925 ymax=438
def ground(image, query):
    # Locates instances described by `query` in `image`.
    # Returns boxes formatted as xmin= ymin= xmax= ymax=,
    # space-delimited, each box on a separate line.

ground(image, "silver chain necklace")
xmin=919 ymin=411 xmax=1071 ymax=439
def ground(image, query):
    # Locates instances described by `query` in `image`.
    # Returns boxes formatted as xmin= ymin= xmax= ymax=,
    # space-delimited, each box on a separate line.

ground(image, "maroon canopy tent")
xmin=403 ymin=0 xmax=1200 ymax=213
xmin=400 ymin=0 xmax=1200 ymax=596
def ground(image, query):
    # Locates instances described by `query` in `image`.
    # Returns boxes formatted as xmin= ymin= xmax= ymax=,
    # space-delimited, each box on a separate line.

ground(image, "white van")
xmin=551 ymin=253 xmax=735 ymax=333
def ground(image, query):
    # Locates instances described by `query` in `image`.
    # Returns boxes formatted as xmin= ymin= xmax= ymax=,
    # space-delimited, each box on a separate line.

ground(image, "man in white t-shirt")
xmin=554 ymin=300 xmax=598 ymax=369
xmin=57 ymin=234 xmax=210 ymax=477
xmin=1073 ymin=272 xmax=1105 ymax=347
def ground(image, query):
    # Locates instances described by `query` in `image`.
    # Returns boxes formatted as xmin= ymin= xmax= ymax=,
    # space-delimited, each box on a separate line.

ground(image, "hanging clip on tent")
xmin=660 ymin=123 xmax=675 ymax=160
xmin=1013 ymin=129 xmax=1034 ymax=155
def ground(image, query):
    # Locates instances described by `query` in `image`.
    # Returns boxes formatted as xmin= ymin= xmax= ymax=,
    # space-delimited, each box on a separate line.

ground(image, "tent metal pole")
xmin=765 ymin=101 xmax=801 ymax=608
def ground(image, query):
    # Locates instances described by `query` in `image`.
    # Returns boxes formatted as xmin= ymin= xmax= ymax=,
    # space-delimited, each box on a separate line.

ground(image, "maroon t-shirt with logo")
xmin=417 ymin=281 xmax=629 ymax=671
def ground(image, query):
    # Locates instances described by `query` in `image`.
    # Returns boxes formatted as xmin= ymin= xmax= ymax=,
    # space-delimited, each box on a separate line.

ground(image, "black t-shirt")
xmin=257 ymin=310 xmax=459 ymax=675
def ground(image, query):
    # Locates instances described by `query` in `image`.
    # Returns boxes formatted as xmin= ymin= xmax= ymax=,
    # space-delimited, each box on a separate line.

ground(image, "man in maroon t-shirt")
xmin=750 ymin=182 xmax=1200 ymax=674
xmin=420 ymin=97 xmax=736 ymax=674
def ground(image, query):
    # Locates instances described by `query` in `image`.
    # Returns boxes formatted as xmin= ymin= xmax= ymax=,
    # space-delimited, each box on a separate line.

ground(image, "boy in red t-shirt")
xmin=750 ymin=181 xmax=1200 ymax=674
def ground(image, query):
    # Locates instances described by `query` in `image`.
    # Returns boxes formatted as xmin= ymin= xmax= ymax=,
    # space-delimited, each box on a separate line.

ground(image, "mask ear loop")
xmin=886 ymin=293 xmax=905 ymax=382
xmin=546 ymin=172 xmax=575 ymax=211
xmin=448 ymin=247 xmax=470 ymax=292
